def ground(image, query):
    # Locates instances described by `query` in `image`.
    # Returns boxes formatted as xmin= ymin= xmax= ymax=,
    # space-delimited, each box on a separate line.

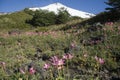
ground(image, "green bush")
xmin=56 ymin=7 xmax=70 ymax=24
xmin=29 ymin=8 xmax=71 ymax=27
xmin=30 ymin=10 xmax=56 ymax=26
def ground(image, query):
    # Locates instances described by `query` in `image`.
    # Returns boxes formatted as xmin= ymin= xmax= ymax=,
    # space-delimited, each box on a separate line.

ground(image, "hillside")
xmin=1 ymin=0 xmax=120 ymax=79
xmin=0 ymin=11 xmax=32 ymax=30
xmin=0 ymin=11 xmax=120 ymax=80
xmin=0 ymin=8 xmax=85 ymax=30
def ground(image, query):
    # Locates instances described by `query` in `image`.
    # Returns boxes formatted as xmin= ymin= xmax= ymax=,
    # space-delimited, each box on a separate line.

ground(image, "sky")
xmin=0 ymin=0 xmax=108 ymax=14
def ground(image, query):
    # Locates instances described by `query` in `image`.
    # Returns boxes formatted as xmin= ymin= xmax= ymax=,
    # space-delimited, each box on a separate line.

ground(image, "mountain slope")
xmin=0 ymin=11 xmax=32 ymax=29
xmin=29 ymin=2 xmax=95 ymax=18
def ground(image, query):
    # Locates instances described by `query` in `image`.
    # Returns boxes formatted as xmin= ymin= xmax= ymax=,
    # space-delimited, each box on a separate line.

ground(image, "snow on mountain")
xmin=29 ymin=2 xmax=95 ymax=18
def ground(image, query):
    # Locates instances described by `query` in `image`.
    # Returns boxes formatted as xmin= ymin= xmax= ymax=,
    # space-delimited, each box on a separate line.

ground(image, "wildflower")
xmin=63 ymin=54 xmax=73 ymax=60
xmin=0 ymin=62 xmax=6 ymax=69
xmin=95 ymin=56 xmax=105 ymax=64
xmin=43 ymin=63 xmax=50 ymax=69
xmin=99 ymin=58 xmax=105 ymax=64
xmin=105 ymin=22 xmax=113 ymax=26
xmin=50 ymin=56 xmax=59 ymax=66
xmin=50 ymin=56 xmax=64 ymax=66
xmin=70 ymin=43 xmax=76 ymax=48
xmin=0 ymin=62 xmax=5 ymax=66
xmin=68 ymin=54 xmax=74 ymax=59
xmin=63 ymin=54 xmax=68 ymax=59
xmin=57 ymin=59 xmax=64 ymax=66
xmin=50 ymin=56 xmax=64 ymax=70
xmin=29 ymin=67 xmax=36 ymax=75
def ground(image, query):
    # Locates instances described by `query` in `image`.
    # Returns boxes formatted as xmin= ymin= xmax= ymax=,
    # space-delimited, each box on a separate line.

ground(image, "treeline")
xmin=80 ymin=0 xmax=120 ymax=25
xmin=80 ymin=11 xmax=120 ymax=25
xmin=24 ymin=8 xmax=82 ymax=27
xmin=0 ymin=8 xmax=82 ymax=29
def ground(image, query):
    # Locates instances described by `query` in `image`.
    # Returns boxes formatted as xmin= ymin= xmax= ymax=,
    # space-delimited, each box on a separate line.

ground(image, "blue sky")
xmin=0 ymin=0 xmax=108 ymax=14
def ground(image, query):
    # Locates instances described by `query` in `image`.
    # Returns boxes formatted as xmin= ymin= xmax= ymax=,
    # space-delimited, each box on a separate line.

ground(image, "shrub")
xmin=30 ymin=10 xmax=56 ymax=26
xmin=56 ymin=7 xmax=70 ymax=24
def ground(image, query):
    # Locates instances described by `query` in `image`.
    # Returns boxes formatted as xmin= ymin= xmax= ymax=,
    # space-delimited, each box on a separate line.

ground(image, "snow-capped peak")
xmin=29 ymin=2 xmax=95 ymax=18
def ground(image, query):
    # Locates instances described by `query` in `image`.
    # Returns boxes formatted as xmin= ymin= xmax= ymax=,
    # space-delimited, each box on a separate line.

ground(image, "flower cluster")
xmin=50 ymin=56 xmax=64 ymax=66
xmin=95 ymin=56 xmax=105 ymax=64
xmin=43 ymin=54 xmax=74 ymax=70
xmin=0 ymin=62 xmax=5 ymax=66
xmin=105 ymin=22 xmax=113 ymax=26
xmin=63 ymin=53 xmax=73 ymax=60
xmin=43 ymin=63 xmax=50 ymax=70
xmin=29 ymin=67 xmax=36 ymax=75
xmin=19 ymin=66 xmax=36 ymax=75
xmin=25 ymin=31 xmax=63 ymax=38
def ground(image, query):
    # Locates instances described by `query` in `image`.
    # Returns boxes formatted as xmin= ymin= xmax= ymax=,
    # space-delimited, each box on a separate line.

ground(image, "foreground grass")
xmin=0 ymin=21 xmax=120 ymax=80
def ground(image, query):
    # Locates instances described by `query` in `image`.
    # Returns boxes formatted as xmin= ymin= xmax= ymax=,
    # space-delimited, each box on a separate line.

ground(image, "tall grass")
xmin=0 ymin=20 xmax=120 ymax=80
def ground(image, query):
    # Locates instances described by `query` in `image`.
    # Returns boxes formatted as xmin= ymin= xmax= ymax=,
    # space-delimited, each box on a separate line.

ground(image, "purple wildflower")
xmin=43 ymin=63 xmax=50 ymax=69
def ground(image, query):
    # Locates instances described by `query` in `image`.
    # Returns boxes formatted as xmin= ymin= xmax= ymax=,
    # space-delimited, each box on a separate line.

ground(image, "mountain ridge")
xmin=29 ymin=2 xmax=95 ymax=18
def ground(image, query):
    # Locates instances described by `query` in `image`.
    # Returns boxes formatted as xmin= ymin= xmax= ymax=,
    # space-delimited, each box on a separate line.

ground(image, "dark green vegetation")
xmin=105 ymin=0 xmax=120 ymax=12
xmin=0 ymin=8 xmax=82 ymax=30
xmin=0 ymin=0 xmax=120 ymax=79
xmin=80 ymin=0 xmax=120 ymax=25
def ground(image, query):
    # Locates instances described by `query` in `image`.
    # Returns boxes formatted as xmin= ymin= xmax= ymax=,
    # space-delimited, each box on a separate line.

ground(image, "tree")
xmin=105 ymin=0 xmax=120 ymax=21
xmin=28 ymin=8 xmax=71 ymax=27
xmin=24 ymin=8 xmax=34 ymax=15
xmin=56 ymin=7 xmax=70 ymax=24
xmin=30 ymin=10 xmax=56 ymax=26
xmin=105 ymin=0 xmax=120 ymax=12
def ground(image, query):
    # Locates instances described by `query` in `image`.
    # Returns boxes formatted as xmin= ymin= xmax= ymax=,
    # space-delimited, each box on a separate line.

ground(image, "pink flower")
xmin=63 ymin=54 xmax=73 ymax=60
xmin=105 ymin=22 xmax=113 ymax=26
xmin=57 ymin=59 xmax=64 ymax=66
xmin=50 ymin=56 xmax=58 ymax=62
xmin=95 ymin=56 xmax=105 ymax=64
xmin=50 ymin=56 xmax=59 ymax=66
xmin=29 ymin=67 xmax=36 ymax=75
xmin=0 ymin=62 xmax=6 ymax=69
xmin=70 ymin=43 xmax=76 ymax=48
xmin=50 ymin=56 xmax=64 ymax=66
xmin=0 ymin=62 xmax=5 ymax=66
xmin=68 ymin=54 xmax=74 ymax=59
xmin=63 ymin=54 xmax=68 ymax=59
xmin=43 ymin=63 xmax=50 ymax=69
xmin=99 ymin=58 xmax=105 ymax=64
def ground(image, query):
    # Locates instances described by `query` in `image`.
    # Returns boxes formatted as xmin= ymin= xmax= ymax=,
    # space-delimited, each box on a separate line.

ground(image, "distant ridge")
xmin=29 ymin=2 xmax=95 ymax=18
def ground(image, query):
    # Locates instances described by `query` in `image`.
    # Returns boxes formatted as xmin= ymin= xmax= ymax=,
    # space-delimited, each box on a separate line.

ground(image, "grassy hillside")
xmin=0 ymin=11 xmax=32 ymax=30
xmin=0 ymin=11 xmax=120 ymax=80
xmin=0 ymin=9 xmax=83 ymax=31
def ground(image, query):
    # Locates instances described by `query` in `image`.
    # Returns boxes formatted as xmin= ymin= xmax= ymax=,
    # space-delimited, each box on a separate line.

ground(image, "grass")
xmin=0 ymin=11 xmax=32 ymax=30
xmin=0 ymin=18 xmax=120 ymax=80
